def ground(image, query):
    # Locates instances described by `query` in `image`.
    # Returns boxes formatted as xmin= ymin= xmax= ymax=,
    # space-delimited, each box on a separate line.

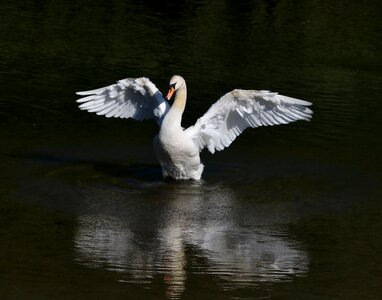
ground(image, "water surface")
xmin=1 ymin=0 xmax=381 ymax=299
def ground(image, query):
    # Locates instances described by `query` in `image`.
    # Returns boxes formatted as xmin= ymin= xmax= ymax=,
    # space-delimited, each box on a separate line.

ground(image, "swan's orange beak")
xmin=165 ymin=87 xmax=175 ymax=101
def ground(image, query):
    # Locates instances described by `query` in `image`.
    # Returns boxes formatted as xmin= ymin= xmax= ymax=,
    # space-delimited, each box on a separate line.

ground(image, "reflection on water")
xmin=74 ymin=183 xmax=308 ymax=298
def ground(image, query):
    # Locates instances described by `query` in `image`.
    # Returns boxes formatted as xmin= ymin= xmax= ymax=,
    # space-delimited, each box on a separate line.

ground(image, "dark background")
xmin=1 ymin=0 xmax=381 ymax=299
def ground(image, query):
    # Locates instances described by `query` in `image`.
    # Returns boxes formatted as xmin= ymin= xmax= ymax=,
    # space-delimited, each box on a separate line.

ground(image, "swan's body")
xmin=153 ymin=78 xmax=204 ymax=179
xmin=76 ymin=75 xmax=312 ymax=180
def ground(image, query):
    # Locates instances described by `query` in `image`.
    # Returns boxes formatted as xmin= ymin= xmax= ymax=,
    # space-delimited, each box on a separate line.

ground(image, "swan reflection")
xmin=74 ymin=182 xmax=309 ymax=298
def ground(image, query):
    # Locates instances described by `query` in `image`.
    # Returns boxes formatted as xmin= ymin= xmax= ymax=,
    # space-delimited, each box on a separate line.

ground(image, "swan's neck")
xmin=172 ymin=85 xmax=187 ymax=114
xmin=163 ymin=85 xmax=187 ymax=129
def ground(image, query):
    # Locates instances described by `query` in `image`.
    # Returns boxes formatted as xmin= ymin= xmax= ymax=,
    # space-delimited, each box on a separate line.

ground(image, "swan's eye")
xmin=170 ymin=83 xmax=176 ymax=89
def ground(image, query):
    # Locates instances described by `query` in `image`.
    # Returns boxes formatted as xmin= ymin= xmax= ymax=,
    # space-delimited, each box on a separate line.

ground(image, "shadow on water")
xmin=10 ymin=151 xmax=163 ymax=183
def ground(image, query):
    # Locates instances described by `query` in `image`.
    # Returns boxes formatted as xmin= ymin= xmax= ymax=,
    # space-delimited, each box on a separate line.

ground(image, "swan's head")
xmin=165 ymin=75 xmax=185 ymax=101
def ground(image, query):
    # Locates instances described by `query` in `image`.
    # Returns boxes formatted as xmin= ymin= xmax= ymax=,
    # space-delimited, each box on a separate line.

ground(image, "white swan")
xmin=76 ymin=75 xmax=312 ymax=180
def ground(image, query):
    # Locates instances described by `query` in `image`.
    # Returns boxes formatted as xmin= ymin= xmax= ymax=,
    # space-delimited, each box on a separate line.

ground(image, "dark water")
xmin=1 ymin=0 xmax=382 ymax=299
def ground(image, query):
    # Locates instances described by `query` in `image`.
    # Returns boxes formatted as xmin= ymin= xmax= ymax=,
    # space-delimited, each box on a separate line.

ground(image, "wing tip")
xmin=280 ymin=95 xmax=312 ymax=106
xmin=76 ymin=91 xmax=92 ymax=96
xmin=76 ymin=86 xmax=107 ymax=96
xmin=76 ymin=94 xmax=96 ymax=103
xmin=76 ymin=97 xmax=86 ymax=103
xmin=305 ymin=107 xmax=314 ymax=114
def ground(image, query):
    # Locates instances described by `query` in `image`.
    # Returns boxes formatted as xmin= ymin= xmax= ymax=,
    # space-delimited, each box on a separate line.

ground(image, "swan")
xmin=76 ymin=75 xmax=312 ymax=180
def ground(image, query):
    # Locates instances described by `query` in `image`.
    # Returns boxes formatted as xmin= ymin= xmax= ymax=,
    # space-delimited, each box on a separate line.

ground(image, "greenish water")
xmin=1 ymin=0 xmax=381 ymax=299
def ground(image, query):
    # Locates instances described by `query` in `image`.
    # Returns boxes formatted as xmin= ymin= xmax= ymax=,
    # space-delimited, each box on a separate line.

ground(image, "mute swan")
xmin=76 ymin=75 xmax=312 ymax=180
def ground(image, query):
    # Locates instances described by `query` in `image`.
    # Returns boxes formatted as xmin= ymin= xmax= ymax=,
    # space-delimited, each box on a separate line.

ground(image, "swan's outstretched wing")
xmin=185 ymin=89 xmax=313 ymax=154
xmin=76 ymin=77 xmax=170 ymax=126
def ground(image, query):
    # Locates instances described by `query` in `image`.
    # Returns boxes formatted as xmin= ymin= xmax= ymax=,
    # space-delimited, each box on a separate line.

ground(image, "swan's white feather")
xmin=185 ymin=89 xmax=312 ymax=154
xmin=77 ymin=75 xmax=313 ymax=180
xmin=76 ymin=77 xmax=170 ymax=126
